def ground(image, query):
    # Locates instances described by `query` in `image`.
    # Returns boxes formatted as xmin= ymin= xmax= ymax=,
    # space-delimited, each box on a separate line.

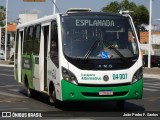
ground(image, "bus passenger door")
xmin=15 ymin=30 xmax=23 ymax=83
xmin=43 ymin=26 xmax=49 ymax=91
xmin=15 ymin=30 xmax=19 ymax=81
xmin=32 ymin=25 xmax=41 ymax=91
xmin=47 ymin=21 xmax=60 ymax=100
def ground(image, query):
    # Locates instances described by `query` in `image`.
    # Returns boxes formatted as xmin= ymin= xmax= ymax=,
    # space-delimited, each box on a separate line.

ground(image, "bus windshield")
xmin=61 ymin=14 xmax=139 ymax=70
xmin=62 ymin=14 xmax=139 ymax=60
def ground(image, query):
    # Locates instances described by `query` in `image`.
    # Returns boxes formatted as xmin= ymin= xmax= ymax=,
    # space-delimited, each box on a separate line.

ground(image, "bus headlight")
xmin=132 ymin=67 xmax=143 ymax=84
xmin=62 ymin=67 xmax=78 ymax=85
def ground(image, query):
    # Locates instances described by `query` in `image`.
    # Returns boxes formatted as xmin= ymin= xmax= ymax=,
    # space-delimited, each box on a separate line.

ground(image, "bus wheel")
xmin=116 ymin=100 xmax=125 ymax=110
xmin=49 ymin=87 xmax=57 ymax=105
xmin=24 ymin=78 xmax=33 ymax=98
xmin=25 ymin=86 xmax=33 ymax=98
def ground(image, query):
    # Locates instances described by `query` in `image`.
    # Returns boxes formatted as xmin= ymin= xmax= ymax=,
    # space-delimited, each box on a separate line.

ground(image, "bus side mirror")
xmin=141 ymin=51 xmax=145 ymax=69
xmin=136 ymin=28 xmax=140 ymax=42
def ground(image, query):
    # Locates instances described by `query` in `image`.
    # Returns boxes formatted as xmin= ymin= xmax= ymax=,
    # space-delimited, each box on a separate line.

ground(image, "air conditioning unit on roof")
xmin=67 ymin=8 xmax=91 ymax=13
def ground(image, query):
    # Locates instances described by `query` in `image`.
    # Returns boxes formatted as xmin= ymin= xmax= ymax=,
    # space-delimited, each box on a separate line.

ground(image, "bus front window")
xmin=61 ymin=14 xmax=139 ymax=70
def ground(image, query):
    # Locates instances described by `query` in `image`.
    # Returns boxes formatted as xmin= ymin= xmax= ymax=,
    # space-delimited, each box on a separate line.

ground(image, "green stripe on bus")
xmin=21 ymin=54 xmax=35 ymax=89
xmin=61 ymin=79 xmax=143 ymax=101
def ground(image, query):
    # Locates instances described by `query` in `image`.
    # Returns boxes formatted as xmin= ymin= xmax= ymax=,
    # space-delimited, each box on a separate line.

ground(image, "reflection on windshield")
xmin=62 ymin=15 xmax=138 ymax=60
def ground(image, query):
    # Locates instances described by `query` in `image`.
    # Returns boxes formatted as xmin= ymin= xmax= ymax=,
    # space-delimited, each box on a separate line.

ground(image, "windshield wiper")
xmin=103 ymin=41 xmax=127 ymax=63
xmin=83 ymin=39 xmax=100 ymax=62
xmin=82 ymin=38 xmax=127 ymax=63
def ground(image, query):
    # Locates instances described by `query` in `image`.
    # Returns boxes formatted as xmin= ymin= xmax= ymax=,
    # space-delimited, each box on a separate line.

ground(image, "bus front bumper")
xmin=61 ymin=79 xmax=143 ymax=101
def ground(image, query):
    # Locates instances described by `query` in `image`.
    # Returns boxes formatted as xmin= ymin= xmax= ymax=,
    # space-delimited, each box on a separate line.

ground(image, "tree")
xmin=0 ymin=6 xmax=6 ymax=26
xmin=101 ymin=1 xmax=120 ymax=13
xmin=0 ymin=6 xmax=6 ymax=51
xmin=134 ymin=5 xmax=149 ymax=26
xmin=101 ymin=0 xmax=149 ymax=27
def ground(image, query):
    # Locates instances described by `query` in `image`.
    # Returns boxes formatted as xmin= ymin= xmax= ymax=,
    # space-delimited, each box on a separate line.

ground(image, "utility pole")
xmin=148 ymin=0 xmax=152 ymax=68
xmin=0 ymin=27 xmax=2 ymax=50
xmin=53 ymin=0 xmax=56 ymax=14
xmin=4 ymin=0 xmax=8 ymax=61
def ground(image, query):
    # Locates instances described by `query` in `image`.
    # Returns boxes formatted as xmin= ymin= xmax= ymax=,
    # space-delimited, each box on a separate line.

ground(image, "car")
xmin=0 ymin=50 xmax=4 ymax=60
xmin=143 ymin=55 xmax=160 ymax=67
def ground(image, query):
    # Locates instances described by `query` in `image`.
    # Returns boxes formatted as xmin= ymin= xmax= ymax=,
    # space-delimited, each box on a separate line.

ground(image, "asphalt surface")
xmin=0 ymin=64 xmax=160 ymax=120
xmin=144 ymin=67 xmax=160 ymax=75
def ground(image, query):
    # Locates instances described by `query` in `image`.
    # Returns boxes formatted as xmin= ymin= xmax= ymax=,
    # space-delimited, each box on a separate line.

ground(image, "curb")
xmin=0 ymin=64 xmax=14 ymax=67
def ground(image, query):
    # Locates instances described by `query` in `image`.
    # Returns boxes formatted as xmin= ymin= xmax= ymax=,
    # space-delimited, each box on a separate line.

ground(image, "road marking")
xmin=144 ymin=74 xmax=160 ymax=79
xmin=144 ymin=83 xmax=160 ymax=86
xmin=153 ymin=82 xmax=160 ymax=84
xmin=143 ymin=96 xmax=160 ymax=100
xmin=0 ymin=108 xmax=29 ymax=110
xmin=0 ymin=91 xmax=27 ymax=98
xmin=0 ymin=69 xmax=13 ymax=72
xmin=0 ymin=73 xmax=14 ymax=76
xmin=144 ymin=85 xmax=160 ymax=89
xmin=8 ymin=89 xmax=20 ymax=92
xmin=43 ymin=118 xmax=95 ymax=120
xmin=143 ymin=88 xmax=158 ymax=91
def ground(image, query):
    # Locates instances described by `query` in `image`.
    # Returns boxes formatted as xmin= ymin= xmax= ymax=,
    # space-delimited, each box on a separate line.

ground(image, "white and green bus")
xmin=14 ymin=9 xmax=143 ymax=108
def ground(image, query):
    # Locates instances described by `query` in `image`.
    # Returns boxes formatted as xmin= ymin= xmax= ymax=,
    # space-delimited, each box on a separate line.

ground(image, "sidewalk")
xmin=143 ymin=67 xmax=160 ymax=78
xmin=144 ymin=67 xmax=160 ymax=75
xmin=0 ymin=60 xmax=14 ymax=67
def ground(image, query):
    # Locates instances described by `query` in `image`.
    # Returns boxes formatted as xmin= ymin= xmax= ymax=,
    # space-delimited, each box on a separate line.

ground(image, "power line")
xmin=51 ymin=0 xmax=60 ymax=13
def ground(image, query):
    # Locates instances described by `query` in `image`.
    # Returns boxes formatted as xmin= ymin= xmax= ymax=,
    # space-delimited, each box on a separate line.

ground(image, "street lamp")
xmin=4 ymin=0 xmax=8 ymax=61
xmin=51 ymin=0 xmax=60 ymax=14
xmin=148 ymin=0 xmax=152 ymax=68
xmin=53 ymin=0 xmax=56 ymax=14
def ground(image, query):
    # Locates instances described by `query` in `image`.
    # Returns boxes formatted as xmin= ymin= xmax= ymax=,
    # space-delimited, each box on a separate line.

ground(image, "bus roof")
xmin=17 ymin=12 xmax=125 ymax=29
xmin=17 ymin=14 xmax=57 ymax=29
xmin=64 ymin=12 xmax=123 ymax=17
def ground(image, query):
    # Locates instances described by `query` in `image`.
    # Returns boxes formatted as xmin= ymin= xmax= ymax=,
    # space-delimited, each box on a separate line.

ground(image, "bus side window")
xmin=23 ymin=26 xmax=34 ymax=54
xmin=33 ymin=25 xmax=41 ymax=55
xmin=15 ymin=29 xmax=19 ymax=59
xmin=50 ymin=21 xmax=59 ymax=68
xmin=23 ymin=28 xmax=27 ymax=53
xmin=28 ymin=26 xmax=34 ymax=54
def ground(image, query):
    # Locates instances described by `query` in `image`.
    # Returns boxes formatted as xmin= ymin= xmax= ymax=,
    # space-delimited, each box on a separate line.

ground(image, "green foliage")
xmin=0 ymin=21 xmax=4 ymax=26
xmin=101 ymin=0 xmax=149 ymax=27
xmin=0 ymin=5 xmax=5 ymax=28
xmin=101 ymin=1 xmax=120 ymax=13
xmin=134 ymin=5 xmax=149 ymax=25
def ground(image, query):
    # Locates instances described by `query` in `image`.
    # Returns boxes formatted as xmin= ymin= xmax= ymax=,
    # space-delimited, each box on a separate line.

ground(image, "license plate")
xmin=99 ymin=90 xmax=113 ymax=96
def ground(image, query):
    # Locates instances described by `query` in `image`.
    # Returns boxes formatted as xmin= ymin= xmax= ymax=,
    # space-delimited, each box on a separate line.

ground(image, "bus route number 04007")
xmin=112 ymin=73 xmax=128 ymax=80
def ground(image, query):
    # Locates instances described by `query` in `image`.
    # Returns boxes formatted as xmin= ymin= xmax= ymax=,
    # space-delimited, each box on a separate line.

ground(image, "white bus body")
xmin=14 ymin=10 xmax=143 ymax=107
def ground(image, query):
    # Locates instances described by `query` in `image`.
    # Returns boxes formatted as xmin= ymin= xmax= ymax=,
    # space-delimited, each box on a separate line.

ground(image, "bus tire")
xmin=49 ymin=83 xmax=58 ymax=106
xmin=24 ymin=76 xmax=33 ymax=98
xmin=116 ymin=100 xmax=125 ymax=110
xmin=26 ymin=87 xmax=33 ymax=98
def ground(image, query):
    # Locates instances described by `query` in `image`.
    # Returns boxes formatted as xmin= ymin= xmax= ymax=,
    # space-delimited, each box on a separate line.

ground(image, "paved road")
xmin=0 ymin=66 xmax=160 ymax=119
xmin=144 ymin=78 xmax=160 ymax=92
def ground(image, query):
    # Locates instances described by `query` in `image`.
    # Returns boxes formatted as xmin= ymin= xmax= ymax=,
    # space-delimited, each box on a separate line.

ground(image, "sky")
xmin=1 ymin=0 xmax=160 ymax=30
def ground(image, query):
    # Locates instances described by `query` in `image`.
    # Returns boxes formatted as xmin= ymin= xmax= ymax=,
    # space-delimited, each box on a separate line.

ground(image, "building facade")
xmin=140 ymin=32 xmax=160 ymax=55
